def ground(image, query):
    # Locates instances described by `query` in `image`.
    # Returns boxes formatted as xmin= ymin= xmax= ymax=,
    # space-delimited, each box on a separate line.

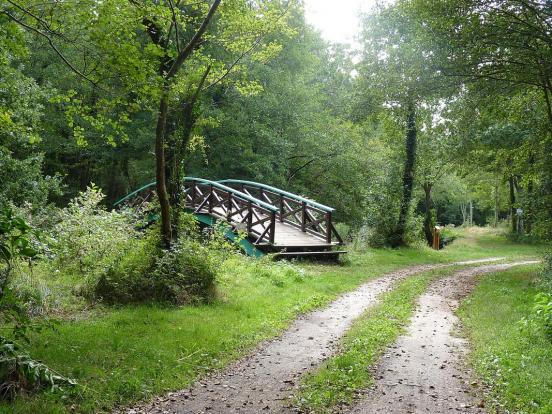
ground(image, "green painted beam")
xmin=114 ymin=177 xmax=278 ymax=212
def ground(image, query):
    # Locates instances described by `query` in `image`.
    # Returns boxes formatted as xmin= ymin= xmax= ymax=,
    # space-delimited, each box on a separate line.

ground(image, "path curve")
xmin=120 ymin=258 xmax=507 ymax=414
xmin=346 ymin=260 xmax=538 ymax=414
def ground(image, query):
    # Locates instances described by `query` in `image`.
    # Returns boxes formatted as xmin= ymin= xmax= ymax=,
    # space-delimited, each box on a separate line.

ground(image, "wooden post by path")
xmin=432 ymin=226 xmax=441 ymax=250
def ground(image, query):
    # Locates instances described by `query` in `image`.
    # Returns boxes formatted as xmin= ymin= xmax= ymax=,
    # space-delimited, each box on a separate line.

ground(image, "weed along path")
xmin=120 ymin=258 xmax=509 ymax=414
xmin=346 ymin=261 xmax=538 ymax=414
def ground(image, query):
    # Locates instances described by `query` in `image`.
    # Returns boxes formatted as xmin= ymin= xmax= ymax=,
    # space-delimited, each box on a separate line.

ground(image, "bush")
xmin=541 ymin=250 xmax=552 ymax=289
xmin=96 ymin=237 xmax=218 ymax=305
xmin=50 ymin=185 xmax=139 ymax=286
xmin=527 ymin=250 xmax=552 ymax=340
xmin=533 ymin=292 xmax=552 ymax=339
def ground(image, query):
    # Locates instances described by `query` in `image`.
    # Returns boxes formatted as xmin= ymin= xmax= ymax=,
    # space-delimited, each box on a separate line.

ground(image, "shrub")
xmin=541 ymin=250 xmax=552 ymax=290
xmin=96 ymin=237 xmax=218 ymax=305
xmin=0 ymin=208 xmax=39 ymax=341
xmin=527 ymin=251 xmax=552 ymax=340
xmin=50 ymin=185 xmax=139 ymax=286
xmin=533 ymin=292 xmax=552 ymax=337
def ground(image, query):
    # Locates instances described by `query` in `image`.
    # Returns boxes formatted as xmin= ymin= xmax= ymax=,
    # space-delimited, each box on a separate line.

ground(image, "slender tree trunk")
xmin=469 ymin=200 xmax=473 ymax=226
xmin=393 ymin=99 xmax=417 ymax=247
xmin=460 ymin=202 xmax=467 ymax=226
xmin=493 ymin=175 xmax=499 ymax=227
xmin=156 ymin=89 xmax=172 ymax=248
xmin=509 ymin=175 xmax=516 ymax=233
xmin=422 ymin=182 xmax=434 ymax=246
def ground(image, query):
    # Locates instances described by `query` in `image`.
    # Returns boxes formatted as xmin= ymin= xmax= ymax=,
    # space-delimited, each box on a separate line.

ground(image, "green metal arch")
xmin=113 ymin=177 xmax=279 ymax=212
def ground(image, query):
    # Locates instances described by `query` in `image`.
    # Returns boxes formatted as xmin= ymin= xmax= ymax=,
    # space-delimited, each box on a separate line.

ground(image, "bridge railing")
xmin=185 ymin=178 xmax=278 ymax=245
xmin=218 ymin=180 xmax=343 ymax=244
xmin=113 ymin=178 xmax=279 ymax=245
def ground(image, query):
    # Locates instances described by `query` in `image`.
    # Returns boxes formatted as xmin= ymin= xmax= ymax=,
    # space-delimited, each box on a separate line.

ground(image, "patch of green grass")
xmin=458 ymin=265 xmax=552 ymax=414
xmin=292 ymin=266 xmax=457 ymax=413
xmin=2 ymin=228 xmax=542 ymax=413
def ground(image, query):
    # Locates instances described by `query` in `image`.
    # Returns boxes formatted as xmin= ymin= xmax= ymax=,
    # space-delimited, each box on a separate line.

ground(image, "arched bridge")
xmin=115 ymin=177 xmax=344 ymax=257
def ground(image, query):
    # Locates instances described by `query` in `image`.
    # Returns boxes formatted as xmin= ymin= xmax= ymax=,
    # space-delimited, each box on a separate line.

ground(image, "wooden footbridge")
xmin=115 ymin=177 xmax=344 ymax=258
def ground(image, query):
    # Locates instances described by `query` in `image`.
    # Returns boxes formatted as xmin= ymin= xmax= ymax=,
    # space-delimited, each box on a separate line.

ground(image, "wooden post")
xmin=301 ymin=201 xmax=307 ymax=232
xmin=208 ymin=184 xmax=213 ymax=214
xmin=325 ymin=212 xmax=332 ymax=243
xmin=247 ymin=201 xmax=252 ymax=233
xmin=432 ymin=226 xmax=440 ymax=250
xmin=279 ymin=194 xmax=284 ymax=222
xmin=227 ymin=192 xmax=233 ymax=219
xmin=190 ymin=182 xmax=196 ymax=209
xmin=269 ymin=212 xmax=276 ymax=244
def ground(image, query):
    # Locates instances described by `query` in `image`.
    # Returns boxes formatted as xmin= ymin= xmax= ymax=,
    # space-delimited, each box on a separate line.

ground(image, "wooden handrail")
xmin=217 ymin=179 xmax=334 ymax=212
xmin=114 ymin=177 xmax=342 ymax=246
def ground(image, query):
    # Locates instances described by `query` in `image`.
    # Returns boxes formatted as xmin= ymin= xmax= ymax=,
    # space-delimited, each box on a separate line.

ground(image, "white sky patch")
xmin=303 ymin=0 xmax=379 ymax=45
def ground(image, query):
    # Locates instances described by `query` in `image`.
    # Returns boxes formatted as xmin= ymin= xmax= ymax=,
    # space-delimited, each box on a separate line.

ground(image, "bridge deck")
xmin=211 ymin=207 xmax=332 ymax=248
xmin=272 ymin=221 xmax=330 ymax=247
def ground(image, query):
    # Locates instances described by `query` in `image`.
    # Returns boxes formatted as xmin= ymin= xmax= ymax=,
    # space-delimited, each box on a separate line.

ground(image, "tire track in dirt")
xmin=346 ymin=261 xmax=538 ymax=414
xmin=119 ymin=258 xmax=506 ymax=414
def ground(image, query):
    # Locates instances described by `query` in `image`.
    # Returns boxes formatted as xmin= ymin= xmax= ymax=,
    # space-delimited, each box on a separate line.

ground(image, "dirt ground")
xmin=119 ymin=258 xmax=528 ymax=414
xmin=346 ymin=261 xmax=537 ymax=414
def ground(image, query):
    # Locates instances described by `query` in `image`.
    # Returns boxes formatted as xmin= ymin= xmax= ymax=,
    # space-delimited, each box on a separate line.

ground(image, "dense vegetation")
xmin=1 ymin=0 xmax=551 ymax=412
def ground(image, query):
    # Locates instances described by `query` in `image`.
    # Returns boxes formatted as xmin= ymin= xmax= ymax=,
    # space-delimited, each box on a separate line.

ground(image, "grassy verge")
xmin=291 ymin=266 xmax=457 ymax=413
xmin=458 ymin=265 xmax=552 ymax=414
xmin=3 ymin=228 xmax=542 ymax=413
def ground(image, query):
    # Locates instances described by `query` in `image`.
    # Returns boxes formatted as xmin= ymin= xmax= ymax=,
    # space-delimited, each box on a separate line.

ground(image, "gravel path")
xmin=119 ymin=258 xmax=510 ymax=414
xmin=346 ymin=261 xmax=538 ymax=414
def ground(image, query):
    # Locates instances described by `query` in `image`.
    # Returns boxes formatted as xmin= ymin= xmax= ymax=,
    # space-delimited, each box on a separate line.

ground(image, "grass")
xmin=2 ymin=227 xmax=543 ymax=413
xmin=458 ymin=265 xmax=552 ymax=414
xmin=292 ymin=266 xmax=458 ymax=413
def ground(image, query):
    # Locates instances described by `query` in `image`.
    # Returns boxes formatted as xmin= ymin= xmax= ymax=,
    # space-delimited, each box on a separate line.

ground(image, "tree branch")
xmin=3 ymin=10 xmax=100 ymax=88
xmin=165 ymin=0 xmax=221 ymax=79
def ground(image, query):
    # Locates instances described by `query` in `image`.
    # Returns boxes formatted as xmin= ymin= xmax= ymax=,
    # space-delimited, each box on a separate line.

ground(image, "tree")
xmin=357 ymin=2 xmax=450 ymax=246
xmin=4 ymin=0 xmax=295 ymax=247
xmin=407 ymin=0 xmax=552 ymax=239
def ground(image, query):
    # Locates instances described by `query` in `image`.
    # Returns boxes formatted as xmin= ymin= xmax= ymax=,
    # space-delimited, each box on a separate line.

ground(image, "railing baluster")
xmin=190 ymin=183 xmax=196 ymax=208
xmin=247 ymin=201 xmax=252 ymax=233
xmin=279 ymin=194 xmax=284 ymax=222
xmin=208 ymin=184 xmax=213 ymax=214
xmin=301 ymin=201 xmax=306 ymax=232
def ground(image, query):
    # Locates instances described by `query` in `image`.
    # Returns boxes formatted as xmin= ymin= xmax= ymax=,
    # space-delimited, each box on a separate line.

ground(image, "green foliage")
xmin=0 ymin=337 xmax=75 ymax=401
xmin=532 ymin=292 xmax=552 ymax=340
xmin=50 ymin=186 xmax=139 ymax=285
xmin=0 ymin=208 xmax=39 ymax=342
xmin=0 ymin=208 xmax=38 ymax=267
xmin=96 ymin=237 xmax=218 ymax=305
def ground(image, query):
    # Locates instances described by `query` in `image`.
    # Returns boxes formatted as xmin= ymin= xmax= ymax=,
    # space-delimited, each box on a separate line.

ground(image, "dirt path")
xmin=346 ymin=261 xmax=537 ymax=414
xmin=120 ymin=258 xmax=507 ymax=414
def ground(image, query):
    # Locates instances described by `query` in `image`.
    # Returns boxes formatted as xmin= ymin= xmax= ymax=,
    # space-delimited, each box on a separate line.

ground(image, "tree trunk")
xmin=469 ymin=200 xmax=473 ymax=226
xmin=422 ymin=182 xmax=434 ymax=246
xmin=156 ymin=89 xmax=172 ymax=248
xmin=493 ymin=175 xmax=499 ymax=227
xmin=393 ymin=99 xmax=417 ymax=247
xmin=509 ymin=175 xmax=516 ymax=233
xmin=460 ymin=202 xmax=467 ymax=226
